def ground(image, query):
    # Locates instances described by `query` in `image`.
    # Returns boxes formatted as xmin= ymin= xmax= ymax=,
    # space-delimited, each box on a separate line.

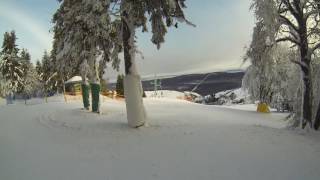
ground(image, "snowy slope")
xmin=1 ymin=97 xmax=320 ymax=180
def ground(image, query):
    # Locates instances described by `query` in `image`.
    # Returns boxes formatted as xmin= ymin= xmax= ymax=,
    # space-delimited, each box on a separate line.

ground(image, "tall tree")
xmin=20 ymin=49 xmax=31 ymax=66
xmin=23 ymin=63 xmax=41 ymax=104
xmin=18 ymin=48 xmax=32 ymax=93
xmin=110 ymin=0 xmax=193 ymax=127
xmin=243 ymin=21 xmax=275 ymax=106
xmin=315 ymin=102 xmax=320 ymax=129
xmin=39 ymin=51 xmax=57 ymax=102
xmin=251 ymin=0 xmax=320 ymax=129
xmin=35 ymin=60 xmax=42 ymax=75
xmin=313 ymin=58 xmax=320 ymax=129
xmin=0 ymin=31 xmax=23 ymax=96
xmin=53 ymin=0 xmax=114 ymax=112
xmin=116 ymin=74 xmax=124 ymax=97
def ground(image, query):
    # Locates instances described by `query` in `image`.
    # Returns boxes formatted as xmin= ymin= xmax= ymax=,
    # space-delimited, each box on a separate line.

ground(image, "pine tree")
xmin=38 ymin=51 xmax=58 ymax=102
xmin=17 ymin=48 xmax=32 ymax=93
xmin=35 ymin=60 xmax=42 ymax=75
xmin=53 ymin=0 xmax=115 ymax=112
xmin=116 ymin=74 xmax=124 ymax=97
xmin=20 ymin=49 xmax=30 ymax=65
xmin=100 ymin=78 xmax=108 ymax=94
xmin=23 ymin=63 xmax=41 ymax=104
xmin=0 ymin=31 xmax=24 ymax=96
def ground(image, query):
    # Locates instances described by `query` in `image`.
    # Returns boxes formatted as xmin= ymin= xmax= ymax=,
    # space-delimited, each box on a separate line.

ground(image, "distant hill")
xmin=109 ymin=70 xmax=245 ymax=96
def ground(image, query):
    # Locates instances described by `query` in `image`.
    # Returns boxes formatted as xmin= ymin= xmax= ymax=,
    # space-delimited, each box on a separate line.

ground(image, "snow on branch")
xmin=276 ymin=37 xmax=300 ymax=46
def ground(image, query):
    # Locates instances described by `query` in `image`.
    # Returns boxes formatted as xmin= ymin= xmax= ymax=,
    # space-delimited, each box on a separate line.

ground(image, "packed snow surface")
xmin=0 ymin=97 xmax=5 ymax=106
xmin=1 ymin=96 xmax=320 ymax=180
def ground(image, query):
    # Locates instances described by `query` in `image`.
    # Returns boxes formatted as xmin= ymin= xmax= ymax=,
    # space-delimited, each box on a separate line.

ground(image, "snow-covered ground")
xmin=0 ymin=97 xmax=5 ymax=106
xmin=215 ymin=103 xmax=278 ymax=112
xmin=1 ymin=96 xmax=320 ymax=180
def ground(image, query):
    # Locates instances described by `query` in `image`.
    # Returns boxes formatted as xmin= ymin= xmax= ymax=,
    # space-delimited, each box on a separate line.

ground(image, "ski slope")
xmin=1 ymin=97 xmax=320 ymax=180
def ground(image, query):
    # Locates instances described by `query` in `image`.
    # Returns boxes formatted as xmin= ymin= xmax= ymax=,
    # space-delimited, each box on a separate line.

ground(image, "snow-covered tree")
xmin=0 ymin=71 xmax=6 ymax=97
xmin=0 ymin=31 xmax=24 ymax=96
xmin=35 ymin=60 xmax=42 ymax=75
xmin=243 ymin=44 xmax=299 ymax=106
xmin=108 ymin=0 xmax=193 ymax=127
xmin=37 ymin=51 xmax=58 ymax=102
xmin=23 ymin=64 xmax=41 ymax=104
xmin=53 ymin=0 xmax=114 ymax=112
xmin=250 ymin=0 xmax=320 ymax=129
xmin=243 ymin=20 xmax=278 ymax=107
xmin=17 ymin=48 xmax=32 ymax=94
xmin=20 ymin=49 xmax=31 ymax=69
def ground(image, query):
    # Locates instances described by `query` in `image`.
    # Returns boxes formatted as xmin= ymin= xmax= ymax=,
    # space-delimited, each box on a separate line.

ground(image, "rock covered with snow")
xmin=205 ymin=88 xmax=250 ymax=105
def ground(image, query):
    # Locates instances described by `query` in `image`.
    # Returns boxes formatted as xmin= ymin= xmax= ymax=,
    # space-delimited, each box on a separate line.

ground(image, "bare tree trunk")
xmin=122 ymin=12 xmax=146 ymax=128
xmin=62 ymin=79 xmax=67 ymax=103
xmin=314 ymin=101 xmax=320 ymax=130
xmin=88 ymin=63 xmax=101 ymax=113
xmin=301 ymin=69 xmax=313 ymax=129
xmin=299 ymin=21 xmax=313 ymax=129
xmin=300 ymin=52 xmax=313 ymax=129
xmin=45 ymin=88 xmax=48 ymax=103
xmin=24 ymin=93 xmax=27 ymax=105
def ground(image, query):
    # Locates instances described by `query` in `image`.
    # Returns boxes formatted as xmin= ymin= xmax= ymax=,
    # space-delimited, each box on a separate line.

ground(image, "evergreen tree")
xmin=20 ymin=49 xmax=30 ymax=64
xmin=23 ymin=63 xmax=41 ymax=104
xmin=116 ymin=74 xmax=124 ymax=97
xmin=17 ymin=48 xmax=32 ymax=93
xmin=53 ymin=0 xmax=115 ymax=112
xmin=39 ymin=51 xmax=58 ymax=101
xmin=0 ymin=70 xmax=5 ymax=97
xmin=35 ymin=60 xmax=42 ymax=75
xmin=100 ymin=78 xmax=108 ymax=94
xmin=0 ymin=31 xmax=24 ymax=95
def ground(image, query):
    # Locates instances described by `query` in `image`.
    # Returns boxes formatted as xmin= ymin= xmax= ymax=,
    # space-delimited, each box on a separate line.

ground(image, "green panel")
xmin=91 ymin=83 xmax=100 ymax=112
xmin=74 ymin=83 xmax=81 ymax=93
xmin=81 ymin=84 xmax=90 ymax=109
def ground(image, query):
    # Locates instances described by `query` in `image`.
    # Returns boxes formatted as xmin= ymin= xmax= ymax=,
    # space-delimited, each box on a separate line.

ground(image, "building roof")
xmin=65 ymin=76 xmax=82 ymax=84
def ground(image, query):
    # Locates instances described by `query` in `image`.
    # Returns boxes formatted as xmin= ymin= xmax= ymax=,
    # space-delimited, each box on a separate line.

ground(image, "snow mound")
xmin=215 ymin=88 xmax=248 ymax=100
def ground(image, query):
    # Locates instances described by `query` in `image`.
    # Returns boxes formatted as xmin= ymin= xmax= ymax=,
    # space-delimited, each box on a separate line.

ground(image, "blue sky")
xmin=0 ymin=0 xmax=254 ymax=78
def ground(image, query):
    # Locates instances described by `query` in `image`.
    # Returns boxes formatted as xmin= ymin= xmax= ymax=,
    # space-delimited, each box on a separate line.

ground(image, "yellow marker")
xmin=257 ymin=103 xmax=270 ymax=113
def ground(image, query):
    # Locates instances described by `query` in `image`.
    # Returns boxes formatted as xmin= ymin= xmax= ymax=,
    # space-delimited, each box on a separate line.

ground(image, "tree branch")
xmin=311 ymin=42 xmax=320 ymax=52
xmin=279 ymin=15 xmax=299 ymax=33
xmin=276 ymin=36 xmax=300 ymax=46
